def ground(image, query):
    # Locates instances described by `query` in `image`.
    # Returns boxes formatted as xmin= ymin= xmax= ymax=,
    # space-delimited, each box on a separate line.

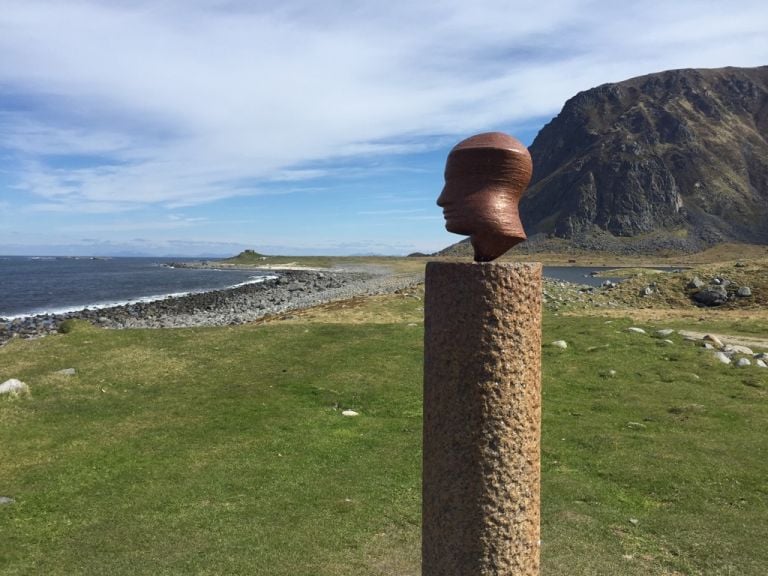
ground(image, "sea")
xmin=0 ymin=255 xmax=625 ymax=319
xmin=0 ymin=256 xmax=273 ymax=319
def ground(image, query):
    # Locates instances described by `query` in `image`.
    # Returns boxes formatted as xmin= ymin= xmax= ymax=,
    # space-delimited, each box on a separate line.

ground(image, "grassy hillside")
xmin=2 ymin=283 xmax=767 ymax=574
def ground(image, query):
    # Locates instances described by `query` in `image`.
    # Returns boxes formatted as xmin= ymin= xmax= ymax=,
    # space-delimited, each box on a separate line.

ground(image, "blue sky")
xmin=1 ymin=0 xmax=767 ymax=257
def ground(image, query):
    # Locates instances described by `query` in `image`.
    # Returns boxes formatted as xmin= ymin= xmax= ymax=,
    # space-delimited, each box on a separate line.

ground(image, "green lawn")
xmin=1 ymin=306 xmax=766 ymax=574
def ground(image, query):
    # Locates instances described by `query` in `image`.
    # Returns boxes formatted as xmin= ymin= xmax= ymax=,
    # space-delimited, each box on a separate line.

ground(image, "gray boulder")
xmin=723 ymin=344 xmax=754 ymax=356
xmin=693 ymin=285 xmax=728 ymax=306
xmin=737 ymin=286 xmax=752 ymax=297
xmin=686 ymin=277 xmax=705 ymax=289
xmin=0 ymin=379 xmax=29 ymax=396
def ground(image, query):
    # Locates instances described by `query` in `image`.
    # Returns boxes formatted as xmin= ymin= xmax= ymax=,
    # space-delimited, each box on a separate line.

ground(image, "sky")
xmin=1 ymin=1 xmax=767 ymax=257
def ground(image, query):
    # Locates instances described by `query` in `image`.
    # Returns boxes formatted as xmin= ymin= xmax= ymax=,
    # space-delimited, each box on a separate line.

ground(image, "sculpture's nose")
xmin=436 ymin=187 xmax=448 ymax=207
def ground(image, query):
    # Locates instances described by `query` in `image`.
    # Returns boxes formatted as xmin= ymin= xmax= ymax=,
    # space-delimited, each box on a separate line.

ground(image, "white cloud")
xmin=0 ymin=0 xmax=767 ymax=215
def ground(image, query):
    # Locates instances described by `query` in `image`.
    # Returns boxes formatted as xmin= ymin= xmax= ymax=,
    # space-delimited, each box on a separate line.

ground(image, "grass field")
xmin=2 ymin=283 xmax=767 ymax=574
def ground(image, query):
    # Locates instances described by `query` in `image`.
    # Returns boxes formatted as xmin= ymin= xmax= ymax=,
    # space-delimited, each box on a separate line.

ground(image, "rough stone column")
xmin=423 ymin=261 xmax=542 ymax=576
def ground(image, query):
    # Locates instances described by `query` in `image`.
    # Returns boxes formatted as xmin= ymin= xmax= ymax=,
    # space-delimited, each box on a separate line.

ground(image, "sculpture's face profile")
xmin=437 ymin=132 xmax=533 ymax=262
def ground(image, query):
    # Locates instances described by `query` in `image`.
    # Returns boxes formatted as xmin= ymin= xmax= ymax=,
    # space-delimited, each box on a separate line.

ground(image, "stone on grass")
xmin=686 ymin=277 xmax=705 ymax=290
xmin=341 ymin=410 xmax=359 ymax=417
xmin=56 ymin=368 xmax=76 ymax=376
xmin=756 ymin=359 xmax=767 ymax=369
xmin=0 ymin=496 xmax=15 ymax=505
xmin=723 ymin=344 xmax=754 ymax=356
xmin=0 ymin=379 xmax=29 ymax=396
xmin=703 ymin=334 xmax=724 ymax=348
xmin=713 ymin=351 xmax=731 ymax=365
xmin=662 ymin=339 xmax=674 ymax=345
xmin=627 ymin=327 xmax=646 ymax=334
xmin=736 ymin=358 xmax=752 ymax=368
xmin=551 ymin=340 xmax=568 ymax=349
xmin=655 ymin=329 xmax=675 ymax=338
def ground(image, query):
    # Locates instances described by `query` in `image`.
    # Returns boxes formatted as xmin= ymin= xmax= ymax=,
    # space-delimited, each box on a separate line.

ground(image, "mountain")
xmin=440 ymin=66 xmax=768 ymax=256
xmin=518 ymin=65 xmax=768 ymax=252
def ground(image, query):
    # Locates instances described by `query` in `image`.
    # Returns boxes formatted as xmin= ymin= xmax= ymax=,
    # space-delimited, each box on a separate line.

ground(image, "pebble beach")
xmin=0 ymin=267 xmax=425 ymax=345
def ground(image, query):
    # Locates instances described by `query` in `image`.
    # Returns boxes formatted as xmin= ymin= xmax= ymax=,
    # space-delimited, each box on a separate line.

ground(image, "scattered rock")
xmin=628 ymin=518 xmax=640 ymax=526
xmin=626 ymin=422 xmax=645 ymax=430
xmin=736 ymin=358 xmax=752 ymax=368
xmin=713 ymin=351 xmax=731 ymax=365
xmin=655 ymin=329 xmax=675 ymax=338
xmin=756 ymin=359 xmax=767 ymax=368
xmin=640 ymin=286 xmax=654 ymax=297
xmin=662 ymin=339 xmax=674 ymax=345
xmin=737 ymin=286 xmax=752 ymax=297
xmin=0 ymin=379 xmax=29 ymax=396
xmin=627 ymin=327 xmax=646 ymax=334
xmin=551 ymin=340 xmax=568 ymax=349
xmin=341 ymin=410 xmax=359 ymax=417
xmin=0 ymin=496 xmax=15 ymax=505
xmin=56 ymin=368 xmax=76 ymax=376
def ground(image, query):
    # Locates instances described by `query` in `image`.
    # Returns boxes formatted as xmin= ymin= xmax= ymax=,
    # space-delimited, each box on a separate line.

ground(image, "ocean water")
xmin=0 ymin=256 xmax=272 ymax=318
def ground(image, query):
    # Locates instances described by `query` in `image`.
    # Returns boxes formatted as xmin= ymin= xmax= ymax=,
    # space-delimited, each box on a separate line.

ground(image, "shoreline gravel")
xmin=0 ymin=267 xmax=425 ymax=345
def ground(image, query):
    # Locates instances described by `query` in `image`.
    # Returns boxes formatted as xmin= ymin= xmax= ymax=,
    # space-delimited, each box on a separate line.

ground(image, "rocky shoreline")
xmin=0 ymin=267 xmax=424 ymax=345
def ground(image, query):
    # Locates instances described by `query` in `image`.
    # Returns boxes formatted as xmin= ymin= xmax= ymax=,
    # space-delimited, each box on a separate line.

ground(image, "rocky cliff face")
xmin=519 ymin=66 xmax=768 ymax=250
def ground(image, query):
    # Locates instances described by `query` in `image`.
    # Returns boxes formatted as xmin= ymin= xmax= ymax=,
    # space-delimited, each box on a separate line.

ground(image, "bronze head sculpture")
xmin=437 ymin=132 xmax=532 ymax=262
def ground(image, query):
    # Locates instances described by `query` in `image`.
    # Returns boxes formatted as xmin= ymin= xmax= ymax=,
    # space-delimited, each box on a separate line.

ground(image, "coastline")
xmin=0 ymin=267 xmax=425 ymax=345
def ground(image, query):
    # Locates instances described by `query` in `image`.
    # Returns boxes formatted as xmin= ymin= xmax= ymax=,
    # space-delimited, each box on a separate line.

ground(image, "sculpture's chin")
xmin=470 ymin=232 xmax=525 ymax=262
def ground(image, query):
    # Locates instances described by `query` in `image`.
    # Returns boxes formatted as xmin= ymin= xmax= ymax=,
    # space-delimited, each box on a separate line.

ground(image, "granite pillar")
xmin=423 ymin=261 xmax=542 ymax=575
